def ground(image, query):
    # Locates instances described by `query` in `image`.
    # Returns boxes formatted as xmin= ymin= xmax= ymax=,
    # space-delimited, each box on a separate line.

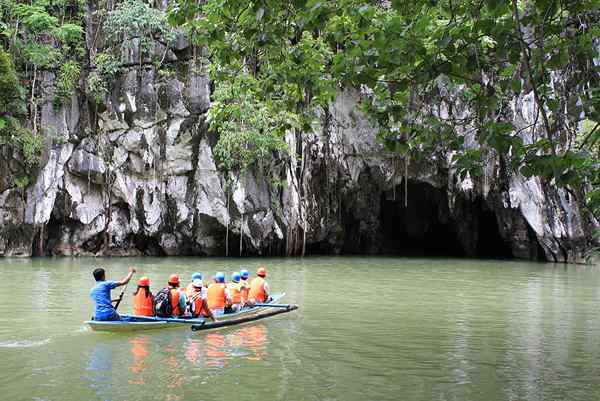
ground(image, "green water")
xmin=1 ymin=257 xmax=599 ymax=401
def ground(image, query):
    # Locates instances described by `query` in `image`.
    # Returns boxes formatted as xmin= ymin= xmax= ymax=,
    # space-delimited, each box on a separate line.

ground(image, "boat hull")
xmin=85 ymin=293 xmax=285 ymax=332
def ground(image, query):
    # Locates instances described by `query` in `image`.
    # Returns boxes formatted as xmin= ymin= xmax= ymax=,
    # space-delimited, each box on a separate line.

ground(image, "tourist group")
xmin=90 ymin=266 xmax=271 ymax=322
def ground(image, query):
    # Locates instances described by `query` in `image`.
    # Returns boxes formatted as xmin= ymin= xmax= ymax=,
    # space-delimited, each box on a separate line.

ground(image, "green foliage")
xmin=210 ymin=74 xmax=288 ymax=173
xmin=0 ymin=51 xmax=39 ymax=169
xmin=169 ymin=0 xmax=600 ymax=221
xmin=0 ymin=50 xmax=25 ymax=115
xmin=104 ymin=0 xmax=176 ymax=55
xmin=13 ymin=175 xmax=30 ymax=189
xmin=86 ymin=72 xmax=108 ymax=104
xmin=94 ymin=53 xmax=120 ymax=77
xmin=7 ymin=1 xmax=85 ymax=69
xmin=17 ymin=128 xmax=43 ymax=167
xmin=54 ymin=60 xmax=81 ymax=106
xmin=84 ymin=52 xmax=120 ymax=104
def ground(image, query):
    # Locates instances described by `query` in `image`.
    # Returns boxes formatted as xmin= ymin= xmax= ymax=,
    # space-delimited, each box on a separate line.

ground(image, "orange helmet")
xmin=257 ymin=267 xmax=267 ymax=277
xmin=168 ymin=274 xmax=180 ymax=285
xmin=138 ymin=276 xmax=150 ymax=286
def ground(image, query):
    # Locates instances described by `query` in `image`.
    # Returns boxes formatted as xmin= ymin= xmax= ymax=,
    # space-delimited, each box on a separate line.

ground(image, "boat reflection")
xmin=205 ymin=324 xmax=269 ymax=368
xmin=114 ymin=324 xmax=272 ymax=395
xmin=128 ymin=336 xmax=150 ymax=384
xmin=86 ymin=343 xmax=113 ymax=400
xmin=182 ymin=324 xmax=270 ymax=370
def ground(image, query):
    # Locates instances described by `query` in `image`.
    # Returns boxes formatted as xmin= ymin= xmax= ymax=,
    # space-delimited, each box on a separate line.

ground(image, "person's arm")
xmin=204 ymin=299 xmax=217 ymax=322
xmin=115 ymin=267 xmax=136 ymax=287
xmin=263 ymin=281 xmax=270 ymax=297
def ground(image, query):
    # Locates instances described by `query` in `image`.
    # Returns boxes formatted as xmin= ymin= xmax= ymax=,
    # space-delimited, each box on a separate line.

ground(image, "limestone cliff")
xmin=0 ymin=4 xmax=597 ymax=262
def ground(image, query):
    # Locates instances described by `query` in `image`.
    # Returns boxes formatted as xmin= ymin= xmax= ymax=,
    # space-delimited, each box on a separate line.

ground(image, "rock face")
xmin=0 ymin=7 xmax=597 ymax=262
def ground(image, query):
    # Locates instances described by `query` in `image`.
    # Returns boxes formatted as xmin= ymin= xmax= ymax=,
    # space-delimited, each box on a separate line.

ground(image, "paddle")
xmin=253 ymin=303 xmax=293 ymax=309
xmin=113 ymin=279 xmax=130 ymax=312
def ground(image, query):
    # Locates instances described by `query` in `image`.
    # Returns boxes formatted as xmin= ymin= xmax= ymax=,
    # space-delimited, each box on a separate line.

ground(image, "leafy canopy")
xmin=169 ymin=0 xmax=599 ymax=217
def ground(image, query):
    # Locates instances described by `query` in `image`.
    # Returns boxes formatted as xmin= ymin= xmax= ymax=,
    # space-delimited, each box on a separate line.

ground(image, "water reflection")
xmin=197 ymin=324 xmax=269 ymax=369
xmin=106 ymin=324 xmax=273 ymax=398
xmin=86 ymin=343 xmax=113 ymax=400
xmin=129 ymin=336 xmax=150 ymax=384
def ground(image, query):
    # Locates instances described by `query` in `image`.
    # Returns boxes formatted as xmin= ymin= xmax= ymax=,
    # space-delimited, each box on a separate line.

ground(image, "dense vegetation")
xmin=0 ymin=0 xmax=598 ymax=257
xmin=169 ymin=0 xmax=600 ymax=226
xmin=0 ymin=0 xmax=86 ymax=186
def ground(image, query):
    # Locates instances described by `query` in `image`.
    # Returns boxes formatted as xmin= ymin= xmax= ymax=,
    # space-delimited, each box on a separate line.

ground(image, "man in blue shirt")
xmin=90 ymin=266 xmax=136 ymax=321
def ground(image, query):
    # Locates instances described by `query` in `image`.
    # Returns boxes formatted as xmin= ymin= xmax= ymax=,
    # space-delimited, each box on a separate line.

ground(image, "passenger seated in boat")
xmin=239 ymin=268 xmax=250 ymax=305
xmin=155 ymin=274 xmax=187 ymax=317
xmin=248 ymin=267 xmax=270 ymax=304
xmin=185 ymin=272 xmax=205 ymax=299
xmin=132 ymin=276 xmax=154 ymax=316
xmin=226 ymin=272 xmax=243 ymax=313
xmin=186 ymin=279 xmax=217 ymax=321
xmin=207 ymin=272 xmax=231 ymax=316
xmin=90 ymin=266 xmax=135 ymax=321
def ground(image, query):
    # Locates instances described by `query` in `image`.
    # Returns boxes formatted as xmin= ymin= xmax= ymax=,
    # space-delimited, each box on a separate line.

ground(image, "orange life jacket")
xmin=133 ymin=288 xmax=154 ymax=316
xmin=188 ymin=290 xmax=210 ymax=318
xmin=227 ymin=282 xmax=242 ymax=304
xmin=249 ymin=277 xmax=267 ymax=303
xmin=241 ymin=279 xmax=250 ymax=304
xmin=207 ymin=283 xmax=226 ymax=309
xmin=185 ymin=283 xmax=195 ymax=299
xmin=170 ymin=288 xmax=182 ymax=316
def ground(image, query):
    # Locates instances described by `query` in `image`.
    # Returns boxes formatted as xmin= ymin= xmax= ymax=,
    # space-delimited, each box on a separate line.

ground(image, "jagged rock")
xmin=68 ymin=148 xmax=106 ymax=184
xmin=185 ymin=72 xmax=210 ymax=114
xmin=0 ymin=7 xmax=596 ymax=261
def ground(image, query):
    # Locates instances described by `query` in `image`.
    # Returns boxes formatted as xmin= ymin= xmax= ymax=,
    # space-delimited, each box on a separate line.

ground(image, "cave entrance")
xmin=473 ymin=198 xmax=514 ymax=259
xmin=379 ymin=181 xmax=515 ymax=259
xmin=379 ymin=181 xmax=465 ymax=257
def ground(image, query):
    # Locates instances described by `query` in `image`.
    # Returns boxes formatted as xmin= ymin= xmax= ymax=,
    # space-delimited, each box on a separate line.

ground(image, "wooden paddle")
xmin=113 ymin=280 xmax=130 ymax=312
xmin=253 ymin=303 xmax=293 ymax=308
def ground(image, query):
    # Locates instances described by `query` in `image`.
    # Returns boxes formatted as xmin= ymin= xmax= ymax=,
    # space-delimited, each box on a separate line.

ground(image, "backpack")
xmin=154 ymin=288 xmax=173 ymax=317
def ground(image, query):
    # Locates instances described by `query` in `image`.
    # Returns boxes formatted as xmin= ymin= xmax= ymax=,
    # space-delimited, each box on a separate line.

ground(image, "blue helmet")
xmin=191 ymin=272 xmax=202 ymax=281
xmin=232 ymin=272 xmax=241 ymax=282
xmin=240 ymin=269 xmax=249 ymax=279
xmin=215 ymin=272 xmax=225 ymax=283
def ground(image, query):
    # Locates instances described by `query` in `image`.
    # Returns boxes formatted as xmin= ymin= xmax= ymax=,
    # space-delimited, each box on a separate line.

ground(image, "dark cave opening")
xmin=132 ymin=234 xmax=166 ymax=256
xmin=379 ymin=182 xmax=466 ymax=257
xmin=378 ymin=182 xmax=515 ymax=259
xmin=473 ymin=198 xmax=514 ymax=259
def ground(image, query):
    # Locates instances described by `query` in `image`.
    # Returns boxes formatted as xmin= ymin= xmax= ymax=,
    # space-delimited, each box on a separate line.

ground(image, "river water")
xmin=0 ymin=257 xmax=599 ymax=401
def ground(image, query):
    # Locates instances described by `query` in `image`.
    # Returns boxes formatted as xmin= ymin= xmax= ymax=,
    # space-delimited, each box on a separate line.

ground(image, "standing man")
xmin=248 ymin=266 xmax=270 ymax=304
xmin=90 ymin=266 xmax=135 ymax=321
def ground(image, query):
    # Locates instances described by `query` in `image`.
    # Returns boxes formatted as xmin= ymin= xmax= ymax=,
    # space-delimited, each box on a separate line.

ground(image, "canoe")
xmin=86 ymin=293 xmax=286 ymax=332
xmin=190 ymin=304 xmax=298 ymax=331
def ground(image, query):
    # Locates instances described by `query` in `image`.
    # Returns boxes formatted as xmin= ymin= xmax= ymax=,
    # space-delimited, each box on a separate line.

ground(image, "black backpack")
xmin=154 ymin=288 xmax=173 ymax=317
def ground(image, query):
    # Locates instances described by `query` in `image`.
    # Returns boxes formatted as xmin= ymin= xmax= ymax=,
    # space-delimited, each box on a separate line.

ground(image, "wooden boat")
xmin=190 ymin=304 xmax=298 ymax=331
xmin=86 ymin=293 xmax=288 ymax=332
